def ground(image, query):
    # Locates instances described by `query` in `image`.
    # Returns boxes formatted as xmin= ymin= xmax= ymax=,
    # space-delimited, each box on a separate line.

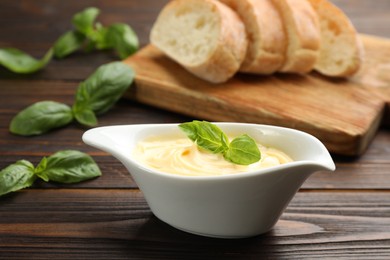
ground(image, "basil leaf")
xmin=179 ymin=121 xmax=261 ymax=165
xmin=179 ymin=121 xmax=229 ymax=154
xmin=224 ymin=134 xmax=261 ymax=165
xmin=0 ymin=160 xmax=36 ymax=196
xmin=179 ymin=121 xmax=200 ymax=143
xmin=35 ymin=150 xmax=101 ymax=183
xmin=92 ymin=22 xmax=109 ymax=50
xmin=72 ymin=7 xmax=100 ymax=37
xmin=9 ymin=101 xmax=74 ymax=136
xmin=73 ymin=106 xmax=98 ymax=127
xmin=35 ymin=157 xmax=48 ymax=181
xmin=73 ymin=61 xmax=134 ymax=115
xmin=105 ymin=23 xmax=139 ymax=59
xmin=0 ymin=48 xmax=53 ymax=74
xmin=53 ymin=31 xmax=85 ymax=59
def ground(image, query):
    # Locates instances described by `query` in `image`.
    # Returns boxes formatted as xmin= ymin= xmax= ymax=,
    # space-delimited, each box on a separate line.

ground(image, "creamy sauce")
xmin=133 ymin=135 xmax=293 ymax=176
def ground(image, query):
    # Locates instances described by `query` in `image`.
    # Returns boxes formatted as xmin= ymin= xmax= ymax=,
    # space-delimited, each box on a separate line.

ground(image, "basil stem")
xmin=9 ymin=101 xmax=74 ymax=136
xmin=0 ymin=48 xmax=53 ymax=74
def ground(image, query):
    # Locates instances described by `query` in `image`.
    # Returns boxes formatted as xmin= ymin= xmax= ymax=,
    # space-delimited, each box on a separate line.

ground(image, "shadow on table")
xmin=131 ymin=215 xmax=295 ymax=259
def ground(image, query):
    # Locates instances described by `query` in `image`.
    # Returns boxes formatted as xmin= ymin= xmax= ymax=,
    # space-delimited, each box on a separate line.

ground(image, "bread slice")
xmin=307 ymin=0 xmax=363 ymax=77
xmin=271 ymin=0 xmax=321 ymax=73
xmin=220 ymin=0 xmax=286 ymax=74
xmin=150 ymin=0 xmax=248 ymax=83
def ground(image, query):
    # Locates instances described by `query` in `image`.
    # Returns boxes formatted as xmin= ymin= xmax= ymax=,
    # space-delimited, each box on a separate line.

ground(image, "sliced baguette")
xmin=220 ymin=0 xmax=286 ymax=74
xmin=308 ymin=0 xmax=363 ymax=77
xmin=150 ymin=0 xmax=248 ymax=83
xmin=271 ymin=0 xmax=321 ymax=73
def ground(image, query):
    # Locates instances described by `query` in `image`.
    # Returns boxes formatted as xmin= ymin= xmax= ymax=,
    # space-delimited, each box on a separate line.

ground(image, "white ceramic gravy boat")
xmin=82 ymin=123 xmax=335 ymax=238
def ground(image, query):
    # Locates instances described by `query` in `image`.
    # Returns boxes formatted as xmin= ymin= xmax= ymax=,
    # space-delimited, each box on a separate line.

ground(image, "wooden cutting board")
xmin=123 ymin=34 xmax=390 ymax=156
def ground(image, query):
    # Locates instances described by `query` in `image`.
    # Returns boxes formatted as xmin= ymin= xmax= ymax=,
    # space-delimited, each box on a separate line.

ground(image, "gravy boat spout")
xmin=82 ymin=123 xmax=335 ymax=238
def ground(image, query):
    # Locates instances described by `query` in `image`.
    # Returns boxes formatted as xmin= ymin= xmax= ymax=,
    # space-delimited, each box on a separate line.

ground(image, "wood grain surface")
xmin=1 ymin=0 xmax=390 ymax=259
xmin=1 ymin=190 xmax=390 ymax=259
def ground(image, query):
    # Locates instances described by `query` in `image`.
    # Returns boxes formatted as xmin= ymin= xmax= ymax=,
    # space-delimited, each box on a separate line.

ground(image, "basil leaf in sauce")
xmin=180 ymin=121 xmax=229 ymax=154
xmin=179 ymin=121 xmax=260 ymax=165
xmin=224 ymin=134 xmax=261 ymax=165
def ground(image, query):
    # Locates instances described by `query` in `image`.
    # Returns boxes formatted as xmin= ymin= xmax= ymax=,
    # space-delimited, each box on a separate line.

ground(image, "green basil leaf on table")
xmin=0 ymin=6 xmax=139 ymax=74
xmin=224 ymin=134 xmax=261 ymax=165
xmin=0 ymin=48 xmax=53 ymax=74
xmin=53 ymin=31 xmax=86 ymax=59
xmin=72 ymin=105 xmax=98 ymax=127
xmin=73 ymin=61 xmax=134 ymax=116
xmin=9 ymin=101 xmax=73 ymax=135
xmin=35 ymin=150 xmax=102 ymax=184
xmin=0 ymin=160 xmax=36 ymax=196
xmin=9 ymin=62 xmax=134 ymax=135
xmin=179 ymin=121 xmax=261 ymax=165
xmin=0 ymin=151 xmax=102 ymax=197
xmin=72 ymin=7 xmax=100 ymax=37
xmin=104 ymin=23 xmax=139 ymax=59
xmin=34 ymin=157 xmax=48 ymax=181
xmin=93 ymin=23 xmax=110 ymax=50
xmin=9 ymin=101 xmax=74 ymax=136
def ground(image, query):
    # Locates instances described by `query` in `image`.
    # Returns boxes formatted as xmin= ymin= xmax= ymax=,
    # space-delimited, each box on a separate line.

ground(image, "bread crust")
xmin=150 ymin=0 xmax=247 ymax=83
xmin=271 ymin=0 xmax=320 ymax=73
xmin=308 ymin=0 xmax=363 ymax=77
xmin=220 ymin=0 xmax=286 ymax=74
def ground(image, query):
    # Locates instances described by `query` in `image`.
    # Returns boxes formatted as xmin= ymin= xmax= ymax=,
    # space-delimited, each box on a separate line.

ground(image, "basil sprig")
xmin=179 ymin=121 xmax=261 ymax=165
xmin=0 ymin=7 xmax=138 ymax=74
xmin=0 ymin=150 xmax=101 ymax=197
xmin=53 ymin=6 xmax=139 ymax=59
xmin=10 ymin=62 xmax=134 ymax=135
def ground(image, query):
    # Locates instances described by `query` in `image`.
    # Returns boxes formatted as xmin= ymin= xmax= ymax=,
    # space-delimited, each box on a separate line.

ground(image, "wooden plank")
xmin=1 ymin=189 xmax=390 ymax=259
xmin=123 ymin=35 xmax=389 ymax=156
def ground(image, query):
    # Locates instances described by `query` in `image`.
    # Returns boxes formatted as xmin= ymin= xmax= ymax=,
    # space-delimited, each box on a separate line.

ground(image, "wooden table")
xmin=1 ymin=0 xmax=390 ymax=258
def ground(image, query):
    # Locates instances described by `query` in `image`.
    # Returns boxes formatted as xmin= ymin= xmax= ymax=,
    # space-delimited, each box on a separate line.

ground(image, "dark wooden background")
xmin=1 ymin=0 xmax=390 ymax=259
